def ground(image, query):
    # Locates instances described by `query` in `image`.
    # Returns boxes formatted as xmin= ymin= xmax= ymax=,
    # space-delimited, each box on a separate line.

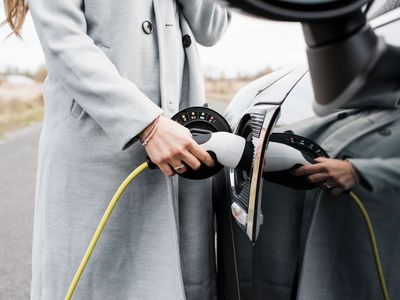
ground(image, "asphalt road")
xmin=0 ymin=124 xmax=41 ymax=300
xmin=0 ymin=100 xmax=228 ymax=299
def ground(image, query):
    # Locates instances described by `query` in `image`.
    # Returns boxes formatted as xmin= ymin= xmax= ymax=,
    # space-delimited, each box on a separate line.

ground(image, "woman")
xmin=225 ymin=75 xmax=400 ymax=299
xmin=4 ymin=0 xmax=230 ymax=299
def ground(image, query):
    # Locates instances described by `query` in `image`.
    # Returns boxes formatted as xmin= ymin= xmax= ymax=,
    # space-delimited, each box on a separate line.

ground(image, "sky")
xmin=198 ymin=12 xmax=306 ymax=78
xmin=0 ymin=4 xmax=307 ymax=78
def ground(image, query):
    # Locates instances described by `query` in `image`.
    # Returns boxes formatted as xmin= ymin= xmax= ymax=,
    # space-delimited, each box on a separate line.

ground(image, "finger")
xmin=320 ymin=183 xmax=333 ymax=191
xmin=158 ymin=163 xmax=175 ymax=177
xmin=180 ymin=151 xmax=202 ymax=171
xmin=342 ymin=181 xmax=355 ymax=191
xmin=315 ymin=157 xmax=329 ymax=163
xmin=325 ymin=179 xmax=337 ymax=187
xmin=169 ymin=160 xmax=187 ymax=174
xmin=188 ymin=142 xmax=215 ymax=167
xmin=308 ymin=173 xmax=330 ymax=183
xmin=331 ymin=187 xmax=343 ymax=196
xmin=293 ymin=163 xmax=327 ymax=176
xmin=320 ymin=180 xmax=336 ymax=191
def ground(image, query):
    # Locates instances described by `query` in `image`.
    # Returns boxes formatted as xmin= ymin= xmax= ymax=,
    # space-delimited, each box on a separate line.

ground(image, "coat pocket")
xmin=70 ymin=99 xmax=85 ymax=119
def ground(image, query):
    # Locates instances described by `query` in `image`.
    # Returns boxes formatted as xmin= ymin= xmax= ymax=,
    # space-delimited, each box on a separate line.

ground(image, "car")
xmin=217 ymin=4 xmax=400 ymax=299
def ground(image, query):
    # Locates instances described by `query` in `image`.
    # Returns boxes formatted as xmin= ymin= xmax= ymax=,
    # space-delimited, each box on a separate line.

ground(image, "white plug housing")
xmin=265 ymin=142 xmax=312 ymax=172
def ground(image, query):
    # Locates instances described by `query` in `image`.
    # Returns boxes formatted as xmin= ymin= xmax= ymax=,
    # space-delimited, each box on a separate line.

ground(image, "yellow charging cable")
xmin=349 ymin=192 xmax=390 ymax=300
xmin=65 ymin=161 xmax=149 ymax=300
xmin=64 ymin=162 xmax=390 ymax=300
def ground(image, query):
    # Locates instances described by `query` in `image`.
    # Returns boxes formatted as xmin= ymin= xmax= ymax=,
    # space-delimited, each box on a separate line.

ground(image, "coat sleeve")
xmin=349 ymin=158 xmax=400 ymax=192
xmin=28 ymin=0 xmax=163 ymax=150
xmin=177 ymin=0 xmax=231 ymax=46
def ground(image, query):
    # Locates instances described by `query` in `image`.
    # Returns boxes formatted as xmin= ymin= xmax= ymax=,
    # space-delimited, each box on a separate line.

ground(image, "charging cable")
xmin=64 ymin=162 xmax=390 ymax=300
xmin=65 ymin=162 xmax=149 ymax=300
xmin=349 ymin=192 xmax=390 ymax=300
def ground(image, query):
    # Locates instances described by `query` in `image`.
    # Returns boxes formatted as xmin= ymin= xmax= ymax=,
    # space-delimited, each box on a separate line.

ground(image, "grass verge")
xmin=0 ymin=99 xmax=44 ymax=137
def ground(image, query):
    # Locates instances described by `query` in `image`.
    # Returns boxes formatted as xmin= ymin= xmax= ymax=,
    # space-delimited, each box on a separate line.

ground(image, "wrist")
xmin=346 ymin=159 xmax=360 ymax=183
xmin=139 ymin=115 xmax=159 ymax=139
xmin=140 ymin=115 xmax=161 ymax=146
xmin=139 ymin=125 xmax=151 ymax=141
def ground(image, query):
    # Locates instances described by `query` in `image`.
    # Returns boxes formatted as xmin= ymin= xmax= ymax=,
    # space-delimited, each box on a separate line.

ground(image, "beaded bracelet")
xmin=141 ymin=115 xmax=161 ymax=146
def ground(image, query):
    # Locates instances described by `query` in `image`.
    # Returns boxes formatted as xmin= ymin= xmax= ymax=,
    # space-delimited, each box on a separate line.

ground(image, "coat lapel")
xmin=153 ymin=0 xmax=206 ymax=111
xmin=153 ymin=0 xmax=181 ymax=117
xmin=178 ymin=15 xmax=206 ymax=107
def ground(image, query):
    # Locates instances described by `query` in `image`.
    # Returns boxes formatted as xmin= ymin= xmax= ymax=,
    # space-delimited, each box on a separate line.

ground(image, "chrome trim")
xmin=229 ymin=104 xmax=281 ymax=242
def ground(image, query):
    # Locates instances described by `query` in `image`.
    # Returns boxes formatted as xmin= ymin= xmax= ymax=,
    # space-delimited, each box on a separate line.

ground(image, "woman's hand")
xmin=293 ymin=157 xmax=359 ymax=195
xmin=140 ymin=115 xmax=215 ymax=176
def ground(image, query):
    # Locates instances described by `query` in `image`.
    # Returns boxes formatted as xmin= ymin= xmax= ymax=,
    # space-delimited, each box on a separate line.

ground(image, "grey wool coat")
xmin=225 ymin=97 xmax=400 ymax=299
xmin=28 ymin=0 xmax=230 ymax=299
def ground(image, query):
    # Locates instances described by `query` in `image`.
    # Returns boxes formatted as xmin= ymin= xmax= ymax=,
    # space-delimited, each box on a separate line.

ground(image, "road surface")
xmin=0 ymin=124 xmax=41 ymax=299
xmin=0 ymin=100 xmax=228 ymax=299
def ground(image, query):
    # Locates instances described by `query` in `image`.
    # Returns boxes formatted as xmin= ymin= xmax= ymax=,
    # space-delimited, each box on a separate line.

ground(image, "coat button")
xmin=142 ymin=21 xmax=153 ymax=34
xmin=378 ymin=128 xmax=391 ymax=136
xmin=182 ymin=35 xmax=192 ymax=48
xmin=337 ymin=112 xmax=348 ymax=120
